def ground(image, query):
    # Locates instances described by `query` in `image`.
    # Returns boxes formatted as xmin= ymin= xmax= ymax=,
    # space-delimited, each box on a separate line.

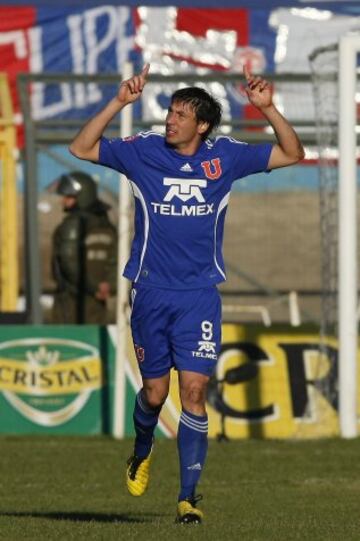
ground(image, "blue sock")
xmin=133 ymin=390 xmax=161 ymax=458
xmin=177 ymin=409 xmax=208 ymax=501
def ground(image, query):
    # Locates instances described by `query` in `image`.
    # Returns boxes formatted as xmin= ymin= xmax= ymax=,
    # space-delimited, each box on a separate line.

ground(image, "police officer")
xmin=51 ymin=171 xmax=117 ymax=324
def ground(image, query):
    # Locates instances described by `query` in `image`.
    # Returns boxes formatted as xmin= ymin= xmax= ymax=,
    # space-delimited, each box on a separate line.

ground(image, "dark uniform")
xmin=51 ymin=172 xmax=117 ymax=324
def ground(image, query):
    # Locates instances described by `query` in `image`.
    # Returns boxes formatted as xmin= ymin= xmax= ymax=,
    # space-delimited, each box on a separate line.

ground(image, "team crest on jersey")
xmin=201 ymin=158 xmax=222 ymax=180
xmin=134 ymin=344 xmax=145 ymax=363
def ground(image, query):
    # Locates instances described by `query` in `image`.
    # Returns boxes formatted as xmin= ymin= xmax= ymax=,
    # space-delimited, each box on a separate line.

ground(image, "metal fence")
xmin=18 ymin=69 xmax=319 ymax=324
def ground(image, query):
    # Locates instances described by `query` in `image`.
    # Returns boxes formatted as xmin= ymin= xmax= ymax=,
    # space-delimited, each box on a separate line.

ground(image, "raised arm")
xmin=69 ymin=64 xmax=150 ymax=162
xmin=243 ymin=65 xmax=305 ymax=169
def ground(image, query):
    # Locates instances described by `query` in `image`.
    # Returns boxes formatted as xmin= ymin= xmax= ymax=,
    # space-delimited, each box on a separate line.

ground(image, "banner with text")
xmin=0 ymin=324 xmax=359 ymax=438
xmin=0 ymin=326 xmax=113 ymax=434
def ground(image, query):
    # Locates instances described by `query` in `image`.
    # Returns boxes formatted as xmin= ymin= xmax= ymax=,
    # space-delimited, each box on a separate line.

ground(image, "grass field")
xmin=1 ymin=436 xmax=360 ymax=540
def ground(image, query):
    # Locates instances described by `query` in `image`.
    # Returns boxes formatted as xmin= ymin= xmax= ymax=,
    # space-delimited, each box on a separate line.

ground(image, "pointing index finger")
xmin=141 ymin=63 xmax=150 ymax=78
xmin=243 ymin=64 xmax=251 ymax=82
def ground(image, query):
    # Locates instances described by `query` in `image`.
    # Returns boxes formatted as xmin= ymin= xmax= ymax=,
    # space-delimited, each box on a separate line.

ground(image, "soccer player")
xmin=69 ymin=64 xmax=304 ymax=524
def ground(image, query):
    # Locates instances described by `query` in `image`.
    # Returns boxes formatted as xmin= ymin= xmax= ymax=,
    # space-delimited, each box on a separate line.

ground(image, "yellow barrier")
xmin=0 ymin=72 xmax=18 ymax=311
xmin=126 ymin=324 xmax=351 ymax=439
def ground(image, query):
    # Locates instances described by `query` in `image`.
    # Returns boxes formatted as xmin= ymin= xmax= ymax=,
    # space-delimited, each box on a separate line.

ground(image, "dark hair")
xmin=170 ymin=87 xmax=222 ymax=139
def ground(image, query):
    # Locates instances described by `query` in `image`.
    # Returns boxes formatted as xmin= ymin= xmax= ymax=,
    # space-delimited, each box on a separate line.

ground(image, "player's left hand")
xmin=243 ymin=65 xmax=273 ymax=110
xmin=117 ymin=64 xmax=150 ymax=105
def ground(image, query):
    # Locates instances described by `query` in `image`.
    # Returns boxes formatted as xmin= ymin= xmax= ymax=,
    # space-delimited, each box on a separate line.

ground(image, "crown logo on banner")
xmin=26 ymin=346 xmax=59 ymax=367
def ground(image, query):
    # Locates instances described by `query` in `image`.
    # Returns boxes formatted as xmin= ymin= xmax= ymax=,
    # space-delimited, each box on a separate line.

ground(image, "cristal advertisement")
xmin=0 ymin=326 xmax=107 ymax=434
xmin=1 ymin=324 xmax=359 ymax=438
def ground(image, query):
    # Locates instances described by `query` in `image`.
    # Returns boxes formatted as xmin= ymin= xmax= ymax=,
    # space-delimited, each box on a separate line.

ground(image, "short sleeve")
xmin=98 ymin=136 xmax=140 ymax=177
xmin=227 ymin=139 xmax=273 ymax=180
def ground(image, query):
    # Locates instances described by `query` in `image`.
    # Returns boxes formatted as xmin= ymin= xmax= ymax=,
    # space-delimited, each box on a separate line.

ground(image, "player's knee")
xmin=181 ymin=383 xmax=207 ymax=408
xmin=143 ymin=387 xmax=168 ymax=410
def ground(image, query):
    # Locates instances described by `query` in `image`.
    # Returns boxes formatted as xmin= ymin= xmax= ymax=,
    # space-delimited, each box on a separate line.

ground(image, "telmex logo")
xmin=0 ymin=338 xmax=102 ymax=427
xmin=163 ymin=177 xmax=207 ymax=203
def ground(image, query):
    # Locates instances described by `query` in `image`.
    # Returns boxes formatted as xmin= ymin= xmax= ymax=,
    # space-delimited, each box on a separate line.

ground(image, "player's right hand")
xmin=117 ymin=64 xmax=150 ymax=105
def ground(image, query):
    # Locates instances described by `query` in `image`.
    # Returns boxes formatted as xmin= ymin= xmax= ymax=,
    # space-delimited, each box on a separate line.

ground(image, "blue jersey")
xmin=99 ymin=132 xmax=272 ymax=290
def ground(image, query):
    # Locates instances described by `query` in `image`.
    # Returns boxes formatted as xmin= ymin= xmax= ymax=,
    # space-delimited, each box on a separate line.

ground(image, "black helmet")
xmin=56 ymin=171 xmax=98 ymax=209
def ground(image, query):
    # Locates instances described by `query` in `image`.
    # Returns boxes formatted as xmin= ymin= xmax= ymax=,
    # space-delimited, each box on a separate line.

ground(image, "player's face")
xmin=165 ymin=100 xmax=208 ymax=155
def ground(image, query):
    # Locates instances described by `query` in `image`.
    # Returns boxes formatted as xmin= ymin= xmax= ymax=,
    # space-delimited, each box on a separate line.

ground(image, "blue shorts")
xmin=130 ymin=284 xmax=221 ymax=379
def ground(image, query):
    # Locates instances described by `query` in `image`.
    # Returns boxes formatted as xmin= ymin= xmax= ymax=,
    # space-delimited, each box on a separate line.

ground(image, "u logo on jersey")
xmin=201 ymin=158 xmax=222 ymax=180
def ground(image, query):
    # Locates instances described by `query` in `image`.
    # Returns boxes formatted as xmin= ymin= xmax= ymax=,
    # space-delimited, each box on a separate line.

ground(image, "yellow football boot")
xmin=176 ymin=495 xmax=204 ymax=524
xmin=126 ymin=452 xmax=151 ymax=496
